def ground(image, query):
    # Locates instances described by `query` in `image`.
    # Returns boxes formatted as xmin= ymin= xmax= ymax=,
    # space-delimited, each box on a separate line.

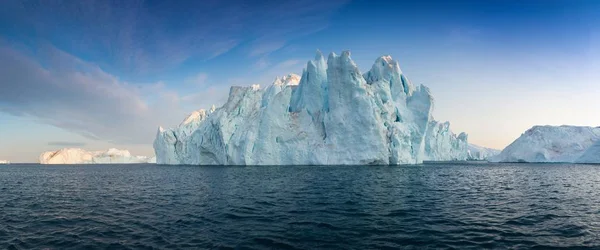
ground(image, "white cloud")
xmin=278 ymin=59 xmax=301 ymax=68
xmin=207 ymin=39 xmax=241 ymax=60
xmin=0 ymin=45 xmax=191 ymax=144
xmin=0 ymin=43 xmax=309 ymax=148
xmin=249 ymin=40 xmax=286 ymax=57
xmin=2 ymin=0 xmax=349 ymax=76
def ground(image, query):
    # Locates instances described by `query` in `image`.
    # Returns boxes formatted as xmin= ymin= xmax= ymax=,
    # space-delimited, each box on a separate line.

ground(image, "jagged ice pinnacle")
xmin=154 ymin=51 xmax=469 ymax=165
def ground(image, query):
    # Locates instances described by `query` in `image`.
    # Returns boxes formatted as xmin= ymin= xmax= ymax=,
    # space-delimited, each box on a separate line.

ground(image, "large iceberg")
xmin=40 ymin=148 xmax=155 ymax=164
xmin=492 ymin=125 xmax=600 ymax=163
xmin=467 ymin=144 xmax=500 ymax=161
xmin=154 ymin=51 xmax=469 ymax=165
xmin=576 ymin=140 xmax=600 ymax=163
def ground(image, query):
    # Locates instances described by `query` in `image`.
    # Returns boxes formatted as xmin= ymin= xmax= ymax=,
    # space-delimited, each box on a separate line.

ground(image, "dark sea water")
xmin=1 ymin=163 xmax=600 ymax=249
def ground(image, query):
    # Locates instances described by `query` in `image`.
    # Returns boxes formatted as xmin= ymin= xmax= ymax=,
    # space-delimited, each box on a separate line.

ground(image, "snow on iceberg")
xmin=154 ymin=51 xmax=469 ymax=165
xmin=491 ymin=125 xmax=600 ymax=163
xmin=467 ymin=144 xmax=500 ymax=161
xmin=576 ymin=140 xmax=600 ymax=163
xmin=40 ymin=148 xmax=155 ymax=164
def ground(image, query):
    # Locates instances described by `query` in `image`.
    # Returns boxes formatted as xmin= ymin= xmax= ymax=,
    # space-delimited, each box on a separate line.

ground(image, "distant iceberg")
xmin=467 ymin=144 xmax=500 ymax=161
xmin=154 ymin=51 xmax=470 ymax=165
xmin=491 ymin=125 xmax=600 ymax=163
xmin=40 ymin=148 xmax=155 ymax=164
xmin=0 ymin=160 xmax=10 ymax=164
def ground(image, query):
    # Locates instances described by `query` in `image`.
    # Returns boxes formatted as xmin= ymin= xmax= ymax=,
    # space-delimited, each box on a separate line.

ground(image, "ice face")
xmin=40 ymin=148 xmax=155 ymax=164
xmin=154 ymin=51 xmax=470 ymax=165
xmin=423 ymin=122 xmax=470 ymax=161
xmin=491 ymin=125 xmax=600 ymax=163
xmin=576 ymin=139 xmax=600 ymax=163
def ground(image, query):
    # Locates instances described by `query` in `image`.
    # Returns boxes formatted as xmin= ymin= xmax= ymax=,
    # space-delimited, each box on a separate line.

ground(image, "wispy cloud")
xmin=0 ymin=0 xmax=349 ymax=150
xmin=0 ymin=45 xmax=191 ymax=144
xmin=249 ymin=40 xmax=286 ymax=57
xmin=251 ymin=50 xmax=304 ymax=71
xmin=2 ymin=0 xmax=349 ymax=76
xmin=278 ymin=59 xmax=302 ymax=68
xmin=0 ymin=42 xmax=309 ymax=149
xmin=254 ymin=57 xmax=270 ymax=70
xmin=207 ymin=39 xmax=241 ymax=60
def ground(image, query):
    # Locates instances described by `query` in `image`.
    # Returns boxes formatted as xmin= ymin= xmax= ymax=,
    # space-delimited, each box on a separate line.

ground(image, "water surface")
xmin=1 ymin=163 xmax=600 ymax=249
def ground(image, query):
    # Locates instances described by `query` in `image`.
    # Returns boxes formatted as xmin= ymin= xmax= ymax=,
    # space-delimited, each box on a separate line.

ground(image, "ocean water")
xmin=1 ymin=163 xmax=600 ymax=249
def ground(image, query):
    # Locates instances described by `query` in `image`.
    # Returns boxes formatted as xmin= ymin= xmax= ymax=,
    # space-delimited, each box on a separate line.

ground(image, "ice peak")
xmin=315 ymin=49 xmax=324 ymax=61
xmin=270 ymin=74 xmax=300 ymax=88
xmin=327 ymin=52 xmax=337 ymax=62
xmin=272 ymin=77 xmax=283 ymax=86
xmin=282 ymin=74 xmax=301 ymax=86
xmin=458 ymin=132 xmax=468 ymax=141
xmin=365 ymin=55 xmax=402 ymax=83
xmin=373 ymin=55 xmax=399 ymax=69
xmin=380 ymin=55 xmax=393 ymax=64
xmin=180 ymin=109 xmax=208 ymax=126
xmin=365 ymin=54 xmax=415 ymax=97
xmin=327 ymin=50 xmax=360 ymax=72
xmin=341 ymin=50 xmax=351 ymax=58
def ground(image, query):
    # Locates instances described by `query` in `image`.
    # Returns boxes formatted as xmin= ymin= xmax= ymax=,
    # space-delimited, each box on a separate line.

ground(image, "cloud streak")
xmin=0 ymin=43 xmax=308 ymax=149
xmin=249 ymin=40 xmax=286 ymax=57
xmin=0 ymin=45 xmax=194 ymax=144
xmin=1 ymin=0 xmax=349 ymax=76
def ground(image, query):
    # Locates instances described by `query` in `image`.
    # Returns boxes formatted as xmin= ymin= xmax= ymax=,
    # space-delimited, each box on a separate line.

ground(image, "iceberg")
xmin=154 ymin=51 xmax=469 ymax=165
xmin=467 ymin=144 xmax=500 ymax=161
xmin=491 ymin=125 xmax=600 ymax=163
xmin=0 ymin=160 xmax=10 ymax=164
xmin=576 ymin=140 xmax=600 ymax=163
xmin=40 ymin=148 xmax=155 ymax=164
xmin=422 ymin=122 xmax=469 ymax=161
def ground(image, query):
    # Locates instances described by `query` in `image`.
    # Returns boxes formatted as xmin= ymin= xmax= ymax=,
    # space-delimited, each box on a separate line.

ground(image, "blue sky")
xmin=1 ymin=0 xmax=599 ymax=162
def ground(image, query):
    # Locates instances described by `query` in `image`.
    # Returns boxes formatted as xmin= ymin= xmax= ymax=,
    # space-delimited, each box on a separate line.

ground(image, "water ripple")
xmin=1 ymin=163 xmax=600 ymax=249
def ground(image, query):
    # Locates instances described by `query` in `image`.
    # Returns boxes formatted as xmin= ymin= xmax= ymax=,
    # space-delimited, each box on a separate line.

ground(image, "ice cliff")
xmin=576 ymin=140 xmax=600 ymax=163
xmin=154 ymin=51 xmax=469 ymax=165
xmin=467 ymin=144 xmax=500 ymax=161
xmin=40 ymin=148 xmax=155 ymax=164
xmin=492 ymin=125 xmax=600 ymax=163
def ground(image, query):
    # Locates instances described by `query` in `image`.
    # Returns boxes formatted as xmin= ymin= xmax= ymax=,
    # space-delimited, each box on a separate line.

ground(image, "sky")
xmin=0 ymin=0 xmax=599 ymax=162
